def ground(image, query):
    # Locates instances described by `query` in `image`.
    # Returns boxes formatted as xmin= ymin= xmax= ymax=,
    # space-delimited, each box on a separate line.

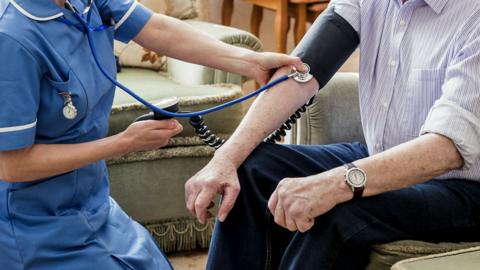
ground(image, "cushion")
xmin=391 ymin=246 xmax=480 ymax=270
xmin=367 ymin=240 xmax=480 ymax=270
xmin=114 ymin=0 xmax=202 ymax=70
xmin=115 ymin=42 xmax=167 ymax=71
xmin=109 ymin=68 xmax=245 ymax=146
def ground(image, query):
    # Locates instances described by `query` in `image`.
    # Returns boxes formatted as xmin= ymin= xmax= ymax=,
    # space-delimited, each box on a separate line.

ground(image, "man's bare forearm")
xmin=326 ymin=133 xmax=464 ymax=203
xmin=215 ymin=68 xmax=319 ymax=168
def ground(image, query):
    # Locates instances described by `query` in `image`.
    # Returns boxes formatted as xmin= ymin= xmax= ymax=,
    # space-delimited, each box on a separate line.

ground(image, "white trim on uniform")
xmin=10 ymin=0 xmax=64 ymax=21
xmin=0 ymin=120 xmax=37 ymax=133
xmin=114 ymin=1 xmax=138 ymax=30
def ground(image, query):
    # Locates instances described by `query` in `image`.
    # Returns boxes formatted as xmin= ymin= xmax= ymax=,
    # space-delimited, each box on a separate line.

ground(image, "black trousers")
xmin=206 ymin=142 xmax=480 ymax=270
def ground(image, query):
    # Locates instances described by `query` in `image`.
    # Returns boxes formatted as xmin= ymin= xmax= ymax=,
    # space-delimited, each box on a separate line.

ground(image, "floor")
xmin=169 ymin=250 xmax=208 ymax=270
xmin=169 ymin=1 xmax=359 ymax=269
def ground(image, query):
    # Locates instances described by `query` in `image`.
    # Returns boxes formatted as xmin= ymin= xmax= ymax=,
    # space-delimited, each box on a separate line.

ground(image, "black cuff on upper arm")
xmin=291 ymin=8 xmax=359 ymax=88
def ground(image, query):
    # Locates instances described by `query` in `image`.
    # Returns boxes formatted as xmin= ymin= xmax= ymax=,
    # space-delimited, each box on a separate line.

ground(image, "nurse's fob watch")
xmin=59 ymin=92 xmax=78 ymax=120
xmin=344 ymin=163 xmax=367 ymax=199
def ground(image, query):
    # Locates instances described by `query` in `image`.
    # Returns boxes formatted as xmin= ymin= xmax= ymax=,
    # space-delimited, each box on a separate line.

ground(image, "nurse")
xmin=0 ymin=0 xmax=303 ymax=269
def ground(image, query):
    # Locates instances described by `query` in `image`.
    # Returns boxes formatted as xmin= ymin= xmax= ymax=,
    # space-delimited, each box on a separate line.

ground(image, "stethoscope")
xmin=58 ymin=0 xmax=313 ymax=119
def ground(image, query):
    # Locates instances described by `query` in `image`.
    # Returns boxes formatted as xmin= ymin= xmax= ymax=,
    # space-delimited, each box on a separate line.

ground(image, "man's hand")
xmin=267 ymin=169 xmax=352 ymax=232
xmin=185 ymin=157 xmax=240 ymax=224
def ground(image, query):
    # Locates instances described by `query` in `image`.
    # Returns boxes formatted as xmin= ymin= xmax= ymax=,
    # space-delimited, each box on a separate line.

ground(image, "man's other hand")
xmin=267 ymin=169 xmax=352 ymax=232
xmin=185 ymin=157 xmax=240 ymax=224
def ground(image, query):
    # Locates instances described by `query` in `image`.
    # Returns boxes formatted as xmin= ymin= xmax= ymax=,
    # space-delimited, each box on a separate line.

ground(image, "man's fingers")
xmin=268 ymin=190 xmax=278 ymax=215
xmin=185 ymin=185 xmax=200 ymax=217
xmin=297 ymin=218 xmax=315 ymax=233
xmin=218 ymin=184 xmax=240 ymax=222
xmin=194 ymin=189 xmax=215 ymax=224
xmin=285 ymin=214 xmax=298 ymax=232
xmin=274 ymin=200 xmax=287 ymax=228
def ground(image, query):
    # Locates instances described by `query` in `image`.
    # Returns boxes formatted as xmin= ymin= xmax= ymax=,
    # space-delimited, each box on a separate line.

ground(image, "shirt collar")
xmin=9 ymin=0 xmax=64 ymax=21
xmin=423 ymin=0 xmax=449 ymax=14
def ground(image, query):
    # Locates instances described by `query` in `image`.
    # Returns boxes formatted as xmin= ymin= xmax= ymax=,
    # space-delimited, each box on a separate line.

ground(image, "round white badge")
xmin=63 ymin=103 xmax=78 ymax=120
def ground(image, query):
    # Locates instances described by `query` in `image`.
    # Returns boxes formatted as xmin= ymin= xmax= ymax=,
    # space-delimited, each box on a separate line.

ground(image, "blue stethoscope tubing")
xmin=63 ymin=1 xmax=293 ymax=118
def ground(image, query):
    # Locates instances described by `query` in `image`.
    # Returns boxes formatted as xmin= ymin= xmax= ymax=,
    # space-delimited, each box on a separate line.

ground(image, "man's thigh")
xmin=241 ymin=142 xmax=369 ymax=181
xmin=353 ymin=179 xmax=480 ymax=242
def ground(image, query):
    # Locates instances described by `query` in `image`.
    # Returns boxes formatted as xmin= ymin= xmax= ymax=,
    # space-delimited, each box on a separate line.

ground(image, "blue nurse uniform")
xmin=0 ymin=0 xmax=172 ymax=269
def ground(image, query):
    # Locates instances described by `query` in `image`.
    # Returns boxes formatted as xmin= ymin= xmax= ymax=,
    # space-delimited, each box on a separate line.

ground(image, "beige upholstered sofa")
xmin=292 ymin=72 xmax=480 ymax=269
xmin=106 ymin=0 xmax=262 ymax=253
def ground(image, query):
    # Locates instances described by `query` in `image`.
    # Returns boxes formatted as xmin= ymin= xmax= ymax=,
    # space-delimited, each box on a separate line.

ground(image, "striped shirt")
xmin=331 ymin=0 xmax=480 ymax=180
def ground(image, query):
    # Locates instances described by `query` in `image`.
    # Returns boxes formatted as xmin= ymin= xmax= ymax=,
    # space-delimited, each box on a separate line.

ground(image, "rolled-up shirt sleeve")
xmin=420 ymin=26 xmax=480 ymax=169
xmin=329 ymin=0 xmax=360 ymax=33
xmin=96 ymin=0 xmax=154 ymax=43
xmin=0 ymin=34 xmax=41 ymax=151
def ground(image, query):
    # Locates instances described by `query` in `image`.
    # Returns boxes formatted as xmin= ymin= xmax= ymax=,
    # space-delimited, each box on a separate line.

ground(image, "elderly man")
xmin=185 ymin=0 xmax=480 ymax=269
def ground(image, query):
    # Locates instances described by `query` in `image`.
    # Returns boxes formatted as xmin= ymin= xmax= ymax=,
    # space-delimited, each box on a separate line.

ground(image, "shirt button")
xmin=389 ymin=60 xmax=397 ymax=67
xmin=383 ymin=102 xmax=388 ymax=108
xmin=375 ymin=143 xmax=381 ymax=149
xmin=400 ymin=20 xmax=406 ymax=26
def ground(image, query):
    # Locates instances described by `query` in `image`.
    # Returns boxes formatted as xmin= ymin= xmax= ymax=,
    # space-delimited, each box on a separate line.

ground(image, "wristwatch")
xmin=344 ymin=163 xmax=367 ymax=199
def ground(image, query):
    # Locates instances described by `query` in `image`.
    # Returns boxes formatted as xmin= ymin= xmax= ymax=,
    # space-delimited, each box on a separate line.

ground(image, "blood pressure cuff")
xmin=291 ymin=8 xmax=359 ymax=88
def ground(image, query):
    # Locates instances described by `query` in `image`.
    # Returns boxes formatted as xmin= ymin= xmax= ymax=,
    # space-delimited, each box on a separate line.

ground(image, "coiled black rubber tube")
xmin=189 ymin=116 xmax=226 ymax=149
xmin=265 ymin=97 xmax=315 ymax=143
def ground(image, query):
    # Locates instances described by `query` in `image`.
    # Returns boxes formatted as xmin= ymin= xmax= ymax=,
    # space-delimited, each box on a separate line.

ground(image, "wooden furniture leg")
xmin=275 ymin=0 xmax=289 ymax=53
xmin=294 ymin=3 xmax=307 ymax=44
xmin=222 ymin=0 xmax=234 ymax=26
xmin=251 ymin=4 xmax=263 ymax=37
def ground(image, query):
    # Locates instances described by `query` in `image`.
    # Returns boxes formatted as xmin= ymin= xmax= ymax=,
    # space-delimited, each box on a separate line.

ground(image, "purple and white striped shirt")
xmin=331 ymin=0 xmax=480 ymax=180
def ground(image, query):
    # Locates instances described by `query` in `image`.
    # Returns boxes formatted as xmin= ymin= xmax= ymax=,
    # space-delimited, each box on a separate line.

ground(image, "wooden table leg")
xmin=222 ymin=0 xmax=234 ymax=26
xmin=294 ymin=3 xmax=307 ymax=45
xmin=275 ymin=0 xmax=289 ymax=53
xmin=251 ymin=4 xmax=263 ymax=38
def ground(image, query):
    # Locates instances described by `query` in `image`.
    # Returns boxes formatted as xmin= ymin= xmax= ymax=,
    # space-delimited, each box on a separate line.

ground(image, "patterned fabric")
xmin=115 ymin=41 xmax=167 ymax=70
xmin=330 ymin=0 xmax=480 ymax=181
xmin=114 ymin=0 xmax=201 ymax=70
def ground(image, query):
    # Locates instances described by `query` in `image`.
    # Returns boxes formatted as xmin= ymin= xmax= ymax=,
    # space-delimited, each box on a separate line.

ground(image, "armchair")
xmin=291 ymin=73 xmax=480 ymax=269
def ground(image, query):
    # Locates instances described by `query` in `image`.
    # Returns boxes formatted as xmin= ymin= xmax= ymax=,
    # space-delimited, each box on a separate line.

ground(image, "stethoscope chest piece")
xmin=291 ymin=63 xmax=313 ymax=83
xmin=59 ymin=92 xmax=78 ymax=120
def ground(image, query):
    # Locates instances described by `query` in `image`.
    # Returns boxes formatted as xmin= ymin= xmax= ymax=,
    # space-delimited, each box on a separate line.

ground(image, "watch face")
xmin=347 ymin=168 xmax=366 ymax=187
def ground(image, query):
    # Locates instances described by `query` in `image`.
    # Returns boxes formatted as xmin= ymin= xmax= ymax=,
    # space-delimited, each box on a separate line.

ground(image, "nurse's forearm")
xmin=134 ymin=14 xmax=257 ymax=76
xmin=0 ymin=134 xmax=128 ymax=182
xmin=216 ymin=67 xmax=319 ymax=168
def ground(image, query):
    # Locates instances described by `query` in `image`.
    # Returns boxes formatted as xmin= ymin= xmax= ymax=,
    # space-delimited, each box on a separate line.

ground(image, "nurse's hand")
xmin=119 ymin=119 xmax=183 ymax=153
xmin=185 ymin=156 xmax=240 ymax=224
xmin=244 ymin=51 xmax=306 ymax=85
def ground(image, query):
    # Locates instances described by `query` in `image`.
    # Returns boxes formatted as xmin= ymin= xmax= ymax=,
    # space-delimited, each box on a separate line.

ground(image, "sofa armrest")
xmin=291 ymin=72 xmax=365 ymax=145
xmin=391 ymin=246 xmax=480 ymax=270
xmin=167 ymin=20 xmax=263 ymax=86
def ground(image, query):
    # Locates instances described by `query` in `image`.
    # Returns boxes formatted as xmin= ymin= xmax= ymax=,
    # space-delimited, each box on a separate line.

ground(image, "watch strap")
xmin=345 ymin=162 xmax=355 ymax=170
xmin=353 ymin=186 xmax=365 ymax=199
